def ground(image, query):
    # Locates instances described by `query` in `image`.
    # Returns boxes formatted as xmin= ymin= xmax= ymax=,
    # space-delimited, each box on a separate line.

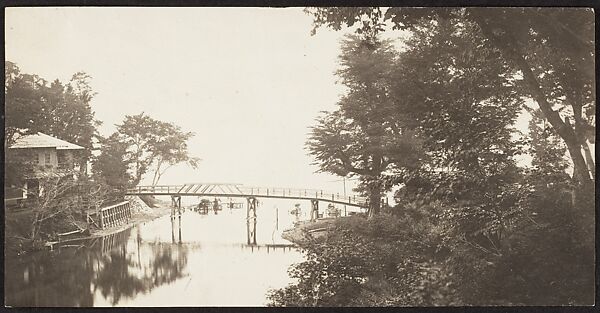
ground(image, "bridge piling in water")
xmin=246 ymin=197 xmax=258 ymax=245
xmin=171 ymin=196 xmax=182 ymax=219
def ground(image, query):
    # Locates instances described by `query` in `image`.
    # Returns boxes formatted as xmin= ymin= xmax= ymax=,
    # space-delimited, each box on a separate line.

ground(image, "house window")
xmin=45 ymin=153 xmax=51 ymax=165
xmin=57 ymin=152 xmax=69 ymax=168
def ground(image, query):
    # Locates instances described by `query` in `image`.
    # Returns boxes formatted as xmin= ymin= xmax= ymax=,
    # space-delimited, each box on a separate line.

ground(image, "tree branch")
xmin=470 ymin=11 xmax=591 ymax=184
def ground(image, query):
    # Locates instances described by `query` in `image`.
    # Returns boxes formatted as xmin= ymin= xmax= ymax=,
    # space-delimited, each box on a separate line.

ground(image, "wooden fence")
xmin=87 ymin=200 xmax=132 ymax=229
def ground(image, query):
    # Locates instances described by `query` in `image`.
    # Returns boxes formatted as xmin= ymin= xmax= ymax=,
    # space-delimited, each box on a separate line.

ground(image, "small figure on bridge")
xmin=327 ymin=203 xmax=341 ymax=218
xmin=289 ymin=203 xmax=301 ymax=221
xmin=228 ymin=198 xmax=233 ymax=210
xmin=197 ymin=199 xmax=211 ymax=214
xmin=213 ymin=198 xmax=221 ymax=213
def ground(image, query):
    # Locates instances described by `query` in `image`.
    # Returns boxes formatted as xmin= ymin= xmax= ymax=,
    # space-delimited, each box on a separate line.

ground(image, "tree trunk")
xmin=569 ymin=90 xmax=595 ymax=181
xmin=368 ymin=180 xmax=382 ymax=217
xmin=582 ymin=140 xmax=595 ymax=180
xmin=369 ymin=193 xmax=381 ymax=217
xmin=471 ymin=14 xmax=592 ymax=187
xmin=30 ymin=212 xmax=40 ymax=243
xmin=152 ymin=161 xmax=161 ymax=186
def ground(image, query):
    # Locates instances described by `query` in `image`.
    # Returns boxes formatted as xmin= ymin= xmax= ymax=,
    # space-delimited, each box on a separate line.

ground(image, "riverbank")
xmin=281 ymin=217 xmax=341 ymax=245
xmin=41 ymin=196 xmax=173 ymax=250
xmin=5 ymin=196 xmax=173 ymax=257
xmin=89 ymin=196 xmax=172 ymax=237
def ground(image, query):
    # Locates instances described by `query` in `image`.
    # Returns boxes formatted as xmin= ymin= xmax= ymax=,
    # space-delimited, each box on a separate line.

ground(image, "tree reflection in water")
xmin=4 ymin=247 xmax=96 ymax=307
xmin=5 ymin=226 xmax=191 ymax=307
xmin=93 ymin=229 xmax=190 ymax=305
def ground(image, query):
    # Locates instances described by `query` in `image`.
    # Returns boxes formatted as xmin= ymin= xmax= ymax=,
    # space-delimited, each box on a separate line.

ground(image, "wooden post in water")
xmin=177 ymin=196 xmax=181 ymax=217
xmin=246 ymin=197 xmax=258 ymax=245
xmin=171 ymin=196 xmax=181 ymax=219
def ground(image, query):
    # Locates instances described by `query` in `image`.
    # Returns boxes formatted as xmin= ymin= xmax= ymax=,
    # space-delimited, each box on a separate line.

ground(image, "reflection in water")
xmin=5 ymin=227 xmax=190 ymax=307
xmin=93 ymin=236 xmax=189 ymax=305
xmin=5 ymin=198 xmax=303 ymax=307
xmin=4 ymin=247 xmax=96 ymax=306
xmin=178 ymin=216 xmax=182 ymax=244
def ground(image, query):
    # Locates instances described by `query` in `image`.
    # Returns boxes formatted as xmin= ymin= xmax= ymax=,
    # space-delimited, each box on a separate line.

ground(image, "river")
xmin=4 ymin=197 xmax=315 ymax=307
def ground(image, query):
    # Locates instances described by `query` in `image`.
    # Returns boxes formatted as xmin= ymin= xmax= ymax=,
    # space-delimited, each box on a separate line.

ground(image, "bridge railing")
xmin=126 ymin=184 xmax=368 ymax=206
xmin=131 ymin=185 xmax=185 ymax=194
xmin=239 ymin=186 xmax=368 ymax=205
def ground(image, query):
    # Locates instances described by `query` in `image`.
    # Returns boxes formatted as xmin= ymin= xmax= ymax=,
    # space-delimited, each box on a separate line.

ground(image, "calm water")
xmin=4 ymin=198 xmax=312 ymax=307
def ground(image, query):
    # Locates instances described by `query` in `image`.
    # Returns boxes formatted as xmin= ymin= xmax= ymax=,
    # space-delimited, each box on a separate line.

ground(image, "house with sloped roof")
xmin=5 ymin=132 xmax=85 ymax=206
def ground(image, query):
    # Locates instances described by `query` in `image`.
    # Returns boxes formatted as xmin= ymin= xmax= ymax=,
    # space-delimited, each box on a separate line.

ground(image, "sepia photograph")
xmin=3 ymin=5 xmax=596 ymax=307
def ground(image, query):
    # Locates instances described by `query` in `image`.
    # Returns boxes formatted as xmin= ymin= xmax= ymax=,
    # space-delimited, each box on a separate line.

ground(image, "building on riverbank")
xmin=4 ymin=132 xmax=85 ymax=207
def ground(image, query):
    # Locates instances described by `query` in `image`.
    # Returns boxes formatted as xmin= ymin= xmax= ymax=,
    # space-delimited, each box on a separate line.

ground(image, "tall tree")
xmin=5 ymin=62 xmax=100 ymax=174
xmin=4 ymin=61 xmax=43 ymax=147
xmin=115 ymin=113 xmax=200 ymax=186
xmin=37 ymin=76 xmax=99 ymax=174
xmin=306 ymin=7 xmax=595 ymax=190
xmin=387 ymin=15 xmax=523 ymax=206
xmin=306 ymin=36 xmax=423 ymax=215
xmin=92 ymin=133 xmax=133 ymax=195
xmin=4 ymin=62 xmax=44 ymax=189
xmin=466 ymin=8 xmax=595 ymax=187
xmin=4 ymin=61 xmax=100 ymax=190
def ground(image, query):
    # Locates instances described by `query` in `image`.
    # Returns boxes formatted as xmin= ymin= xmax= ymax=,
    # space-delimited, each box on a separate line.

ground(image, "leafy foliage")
xmin=387 ymin=16 xmax=524 ymax=208
xmin=36 ymin=76 xmax=99 ymax=171
xmin=112 ymin=113 xmax=200 ymax=186
xmin=306 ymin=7 xmax=595 ymax=186
xmin=4 ymin=61 xmax=43 ymax=147
xmin=270 ymin=7 xmax=595 ymax=306
xmin=4 ymin=62 xmax=107 ymax=253
xmin=306 ymin=36 xmax=424 ymax=215
xmin=92 ymin=133 xmax=133 ymax=197
xmin=268 ymin=212 xmax=457 ymax=306
xmin=4 ymin=61 xmax=100 ymax=181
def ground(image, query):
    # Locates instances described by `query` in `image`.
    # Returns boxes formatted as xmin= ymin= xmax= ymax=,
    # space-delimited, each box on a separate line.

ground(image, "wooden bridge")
xmin=126 ymin=183 xmax=368 ymax=221
xmin=127 ymin=183 xmax=367 ymax=207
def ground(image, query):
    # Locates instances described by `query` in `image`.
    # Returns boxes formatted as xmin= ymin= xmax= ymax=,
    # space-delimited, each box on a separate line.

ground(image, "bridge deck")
xmin=126 ymin=183 xmax=368 ymax=208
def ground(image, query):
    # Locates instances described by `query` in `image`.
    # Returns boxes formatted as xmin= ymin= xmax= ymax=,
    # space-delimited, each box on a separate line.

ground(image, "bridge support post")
xmin=246 ymin=197 xmax=258 ymax=245
xmin=171 ymin=196 xmax=181 ymax=219
xmin=310 ymin=199 xmax=319 ymax=221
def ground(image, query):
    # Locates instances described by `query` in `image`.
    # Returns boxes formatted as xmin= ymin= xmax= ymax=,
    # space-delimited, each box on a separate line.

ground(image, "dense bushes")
xmin=268 ymin=172 xmax=594 ymax=306
xmin=268 ymin=204 xmax=459 ymax=306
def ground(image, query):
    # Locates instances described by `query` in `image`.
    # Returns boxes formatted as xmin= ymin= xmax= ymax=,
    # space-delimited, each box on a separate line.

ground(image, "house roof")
xmin=10 ymin=132 xmax=85 ymax=150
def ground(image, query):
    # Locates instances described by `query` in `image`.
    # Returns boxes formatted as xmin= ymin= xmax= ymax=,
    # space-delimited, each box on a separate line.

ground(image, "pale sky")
xmin=6 ymin=7 xmax=381 ymax=193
